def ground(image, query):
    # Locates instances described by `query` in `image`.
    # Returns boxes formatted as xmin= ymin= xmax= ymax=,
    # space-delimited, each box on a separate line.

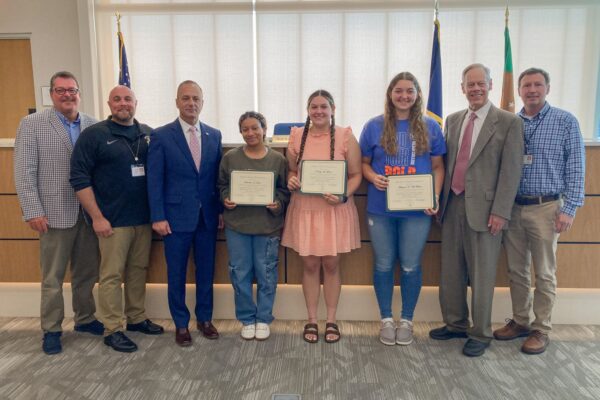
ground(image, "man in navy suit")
xmin=147 ymin=80 xmax=223 ymax=346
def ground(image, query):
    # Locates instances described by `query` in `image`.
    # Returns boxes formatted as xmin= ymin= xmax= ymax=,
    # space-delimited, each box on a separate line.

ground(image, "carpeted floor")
xmin=0 ymin=318 xmax=599 ymax=400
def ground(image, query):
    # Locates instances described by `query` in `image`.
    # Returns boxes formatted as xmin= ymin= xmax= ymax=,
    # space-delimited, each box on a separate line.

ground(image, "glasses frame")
xmin=52 ymin=87 xmax=80 ymax=95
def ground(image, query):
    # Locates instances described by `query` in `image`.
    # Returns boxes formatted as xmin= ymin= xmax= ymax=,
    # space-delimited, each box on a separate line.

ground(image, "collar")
xmin=55 ymin=109 xmax=80 ymax=125
xmin=518 ymin=102 xmax=551 ymax=121
xmin=469 ymin=100 xmax=492 ymax=120
xmin=178 ymin=117 xmax=201 ymax=135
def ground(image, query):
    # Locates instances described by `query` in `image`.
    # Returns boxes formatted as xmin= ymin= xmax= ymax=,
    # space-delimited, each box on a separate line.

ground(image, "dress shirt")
xmin=517 ymin=102 xmax=585 ymax=216
xmin=457 ymin=100 xmax=492 ymax=156
xmin=56 ymin=110 xmax=81 ymax=145
xmin=178 ymin=117 xmax=202 ymax=154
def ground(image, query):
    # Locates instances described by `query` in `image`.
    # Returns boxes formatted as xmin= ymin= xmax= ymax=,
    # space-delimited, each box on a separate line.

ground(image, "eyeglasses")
xmin=53 ymin=87 xmax=80 ymax=95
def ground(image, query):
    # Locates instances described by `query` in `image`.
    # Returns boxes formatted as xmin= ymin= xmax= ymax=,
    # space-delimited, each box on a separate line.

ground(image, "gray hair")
xmin=462 ymin=63 xmax=491 ymax=83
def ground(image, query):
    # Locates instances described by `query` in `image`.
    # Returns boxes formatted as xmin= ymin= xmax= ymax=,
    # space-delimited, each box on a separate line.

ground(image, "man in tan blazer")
xmin=429 ymin=63 xmax=523 ymax=357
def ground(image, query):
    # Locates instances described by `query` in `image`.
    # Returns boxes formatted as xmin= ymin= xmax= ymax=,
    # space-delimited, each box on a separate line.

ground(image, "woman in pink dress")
xmin=282 ymin=89 xmax=362 ymax=343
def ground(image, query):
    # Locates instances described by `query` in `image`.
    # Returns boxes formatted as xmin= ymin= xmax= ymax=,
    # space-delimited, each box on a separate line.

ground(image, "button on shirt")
xmin=179 ymin=117 xmax=202 ymax=159
xmin=457 ymin=100 xmax=492 ymax=157
xmin=56 ymin=110 xmax=81 ymax=145
xmin=517 ymin=102 xmax=585 ymax=216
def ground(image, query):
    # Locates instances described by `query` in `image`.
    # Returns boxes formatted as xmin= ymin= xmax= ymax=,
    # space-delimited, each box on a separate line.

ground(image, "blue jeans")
xmin=368 ymin=213 xmax=431 ymax=320
xmin=225 ymin=229 xmax=280 ymax=325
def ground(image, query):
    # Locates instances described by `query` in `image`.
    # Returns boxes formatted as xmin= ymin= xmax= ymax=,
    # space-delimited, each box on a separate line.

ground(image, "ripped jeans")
xmin=225 ymin=229 xmax=280 ymax=325
xmin=367 ymin=213 xmax=431 ymax=320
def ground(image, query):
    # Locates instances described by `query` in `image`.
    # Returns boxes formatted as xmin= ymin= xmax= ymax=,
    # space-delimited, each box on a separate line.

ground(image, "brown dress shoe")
xmin=521 ymin=330 xmax=549 ymax=354
xmin=197 ymin=321 xmax=219 ymax=339
xmin=493 ymin=319 xmax=530 ymax=340
xmin=175 ymin=328 xmax=192 ymax=347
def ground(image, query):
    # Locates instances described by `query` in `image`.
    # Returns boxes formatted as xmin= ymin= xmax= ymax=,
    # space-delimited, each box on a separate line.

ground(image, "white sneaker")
xmin=241 ymin=324 xmax=256 ymax=340
xmin=255 ymin=323 xmax=270 ymax=340
xmin=380 ymin=319 xmax=396 ymax=346
xmin=396 ymin=319 xmax=414 ymax=345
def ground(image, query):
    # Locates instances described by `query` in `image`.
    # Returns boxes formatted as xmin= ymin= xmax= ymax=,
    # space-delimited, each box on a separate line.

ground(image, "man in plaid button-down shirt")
xmin=494 ymin=67 xmax=585 ymax=355
xmin=14 ymin=71 xmax=104 ymax=355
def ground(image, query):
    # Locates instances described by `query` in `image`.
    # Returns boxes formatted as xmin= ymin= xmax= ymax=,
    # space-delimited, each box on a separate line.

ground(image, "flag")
xmin=118 ymin=30 xmax=131 ymax=88
xmin=500 ymin=9 xmax=514 ymax=112
xmin=426 ymin=18 xmax=443 ymax=127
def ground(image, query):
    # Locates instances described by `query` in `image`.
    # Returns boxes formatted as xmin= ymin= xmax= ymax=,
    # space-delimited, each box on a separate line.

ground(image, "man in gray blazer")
xmin=14 ymin=71 xmax=103 ymax=355
xmin=429 ymin=64 xmax=523 ymax=357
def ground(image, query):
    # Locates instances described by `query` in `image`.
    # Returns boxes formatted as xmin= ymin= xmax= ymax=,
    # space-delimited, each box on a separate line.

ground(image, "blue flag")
xmin=426 ymin=19 xmax=442 ymax=127
xmin=118 ymin=31 xmax=131 ymax=88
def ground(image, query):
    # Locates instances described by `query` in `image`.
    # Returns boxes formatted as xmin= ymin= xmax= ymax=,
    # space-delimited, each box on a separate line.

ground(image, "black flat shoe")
xmin=462 ymin=338 xmax=490 ymax=357
xmin=429 ymin=325 xmax=468 ymax=340
xmin=104 ymin=331 xmax=138 ymax=353
xmin=126 ymin=319 xmax=164 ymax=335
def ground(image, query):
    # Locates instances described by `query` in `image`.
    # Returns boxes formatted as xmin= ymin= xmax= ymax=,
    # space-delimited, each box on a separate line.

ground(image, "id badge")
xmin=523 ymin=154 xmax=533 ymax=165
xmin=131 ymin=164 xmax=145 ymax=177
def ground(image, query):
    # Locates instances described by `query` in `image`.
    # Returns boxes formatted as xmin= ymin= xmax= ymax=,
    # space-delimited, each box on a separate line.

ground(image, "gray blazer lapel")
xmin=468 ymin=107 xmax=498 ymax=168
xmin=446 ymin=110 xmax=468 ymax=178
xmin=48 ymin=109 xmax=73 ymax=152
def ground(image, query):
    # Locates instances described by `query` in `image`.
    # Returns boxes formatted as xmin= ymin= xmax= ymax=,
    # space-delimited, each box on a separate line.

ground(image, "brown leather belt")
xmin=515 ymin=194 xmax=560 ymax=206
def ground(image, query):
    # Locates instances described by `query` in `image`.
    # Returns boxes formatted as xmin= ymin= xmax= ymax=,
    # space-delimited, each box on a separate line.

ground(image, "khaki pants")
xmin=97 ymin=224 xmax=152 ymax=335
xmin=39 ymin=214 xmax=99 ymax=332
xmin=503 ymin=200 xmax=561 ymax=333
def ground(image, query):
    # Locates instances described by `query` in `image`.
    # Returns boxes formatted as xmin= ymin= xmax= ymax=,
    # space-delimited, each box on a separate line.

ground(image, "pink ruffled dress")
xmin=281 ymin=126 xmax=361 ymax=257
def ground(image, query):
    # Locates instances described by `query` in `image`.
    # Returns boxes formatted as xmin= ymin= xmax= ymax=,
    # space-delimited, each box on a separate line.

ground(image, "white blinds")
xmin=94 ymin=1 xmax=600 ymax=141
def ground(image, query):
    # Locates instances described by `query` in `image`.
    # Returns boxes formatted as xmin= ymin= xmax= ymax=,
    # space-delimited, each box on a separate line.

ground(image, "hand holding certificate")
xmin=230 ymin=170 xmax=275 ymax=206
xmin=299 ymin=160 xmax=347 ymax=195
xmin=386 ymin=174 xmax=436 ymax=211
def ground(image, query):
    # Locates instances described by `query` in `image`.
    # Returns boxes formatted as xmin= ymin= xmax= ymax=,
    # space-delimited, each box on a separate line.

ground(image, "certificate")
xmin=230 ymin=170 xmax=275 ymax=206
xmin=386 ymin=174 xmax=435 ymax=211
xmin=299 ymin=160 xmax=347 ymax=195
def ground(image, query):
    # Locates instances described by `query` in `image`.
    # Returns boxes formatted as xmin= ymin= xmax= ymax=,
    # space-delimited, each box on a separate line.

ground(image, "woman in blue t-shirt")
xmin=359 ymin=72 xmax=446 ymax=346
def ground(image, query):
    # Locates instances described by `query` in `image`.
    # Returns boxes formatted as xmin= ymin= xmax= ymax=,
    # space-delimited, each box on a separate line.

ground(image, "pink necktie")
xmin=451 ymin=112 xmax=477 ymax=195
xmin=189 ymin=126 xmax=201 ymax=171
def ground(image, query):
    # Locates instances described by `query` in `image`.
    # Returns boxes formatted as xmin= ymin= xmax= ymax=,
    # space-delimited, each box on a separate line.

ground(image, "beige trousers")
xmin=97 ymin=224 xmax=152 ymax=335
xmin=503 ymin=200 xmax=561 ymax=333
xmin=39 ymin=214 xmax=99 ymax=332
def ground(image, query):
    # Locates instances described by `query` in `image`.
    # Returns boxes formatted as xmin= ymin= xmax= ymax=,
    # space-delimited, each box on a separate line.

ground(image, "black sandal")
xmin=303 ymin=323 xmax=319 ymax=343
xmin=325 ymin=322 xmax=341 ymax=343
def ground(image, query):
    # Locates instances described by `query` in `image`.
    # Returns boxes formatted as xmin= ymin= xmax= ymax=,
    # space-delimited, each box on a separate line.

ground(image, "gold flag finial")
xmin=434 ymin=0 xmax=439 ymax=21
xmin=116 ymin=12 xmax=122 ymax=33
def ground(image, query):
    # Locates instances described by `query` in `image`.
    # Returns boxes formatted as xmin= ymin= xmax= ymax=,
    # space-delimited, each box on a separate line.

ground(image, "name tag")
xmin=523 ymin=155 xmax=533 ymax=165
xmin=131 ymin=164 xmax=145 ymax=177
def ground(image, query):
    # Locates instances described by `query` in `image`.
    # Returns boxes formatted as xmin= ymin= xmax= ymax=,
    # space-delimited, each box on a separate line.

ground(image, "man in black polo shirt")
xmin=70 ymin=85 xmax=164 ymax=353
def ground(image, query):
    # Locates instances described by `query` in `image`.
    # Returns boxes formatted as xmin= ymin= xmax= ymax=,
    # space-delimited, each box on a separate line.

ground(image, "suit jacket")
xmin=439 ymin=104 xmax=524 ymax=232
xmin=147 ymin=119 xmax=222 ymax=232
xmin=14 ymin=108 xmax=98 ymax=229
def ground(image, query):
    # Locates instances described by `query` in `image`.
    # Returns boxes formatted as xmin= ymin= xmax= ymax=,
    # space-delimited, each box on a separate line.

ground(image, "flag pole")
xmin=426 ymin=0 xmax=443 ymax=126
xmin=500 ymin=3 xmax=515 ymax=112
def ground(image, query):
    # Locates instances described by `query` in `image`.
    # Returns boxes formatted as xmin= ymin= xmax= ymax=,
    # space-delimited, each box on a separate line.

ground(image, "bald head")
xmin=107 ymin=85 xmax=137 ymax=125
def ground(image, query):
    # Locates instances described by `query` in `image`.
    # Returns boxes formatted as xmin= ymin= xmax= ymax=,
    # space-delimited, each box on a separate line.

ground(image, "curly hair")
xmin=381 ymin=72 xmax=429 ymax=156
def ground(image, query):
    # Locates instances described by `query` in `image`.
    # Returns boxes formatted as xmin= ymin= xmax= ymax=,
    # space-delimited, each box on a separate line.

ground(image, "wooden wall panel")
xmin=0 ymin=39 xmax=36 ymax=138
xmin=0 ymin=148 xmax=16 ymax=193
xmin=0 ymin=240 xmax=43 ymax=282
xmin=2 ymin=146 xmax=600 ymax=288
xmin=0 ymin=195 xmax=36 ymax=239
xmin=585 ymin=147 xmax=600 ymax=194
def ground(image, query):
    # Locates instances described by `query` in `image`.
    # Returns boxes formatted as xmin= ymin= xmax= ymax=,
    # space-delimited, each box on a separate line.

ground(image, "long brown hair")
xmin=382 ymin=72 xmax=428 ymax=155
xmin=296 ymin=89 xmax=336 ymax=164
